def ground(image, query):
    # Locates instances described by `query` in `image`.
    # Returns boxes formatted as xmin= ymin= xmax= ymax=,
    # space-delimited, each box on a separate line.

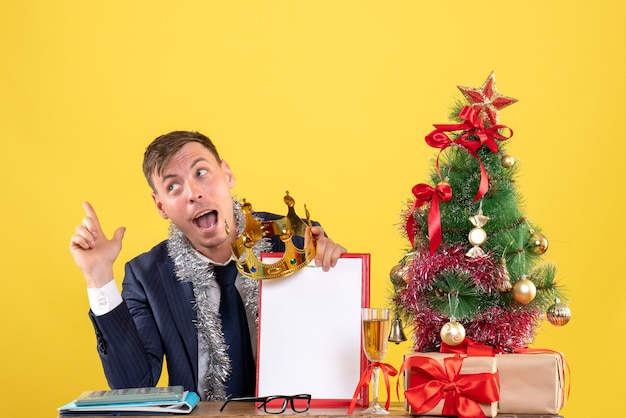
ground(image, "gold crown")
xmin=227 ymin=192 xmax=317 ymax=279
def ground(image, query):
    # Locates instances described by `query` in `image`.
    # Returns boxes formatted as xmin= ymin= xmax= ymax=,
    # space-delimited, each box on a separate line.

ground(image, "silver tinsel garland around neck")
xmin=166 ymin=198 xmax=270 ymax=401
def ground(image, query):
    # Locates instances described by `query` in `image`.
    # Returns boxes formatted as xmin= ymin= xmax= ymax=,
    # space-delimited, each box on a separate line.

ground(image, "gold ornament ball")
xmin=501 ymin=154 xmax=515 ymax=168
xmin=390 ymin=263 xmax=410 ymax=285
xmin=512 ymin=278 xmax=537 ymax=304
xmin=547 ymin=302 xmax=571 ymax=326
xmin=440 ymin=321 xmax=466 ymax=346
xmin=528 ymin=232 xmax=549 ymax=254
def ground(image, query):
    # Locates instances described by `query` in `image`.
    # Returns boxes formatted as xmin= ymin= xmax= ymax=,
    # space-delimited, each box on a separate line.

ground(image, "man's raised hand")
xmin=69 ymin=202 xmax=125 ymax=288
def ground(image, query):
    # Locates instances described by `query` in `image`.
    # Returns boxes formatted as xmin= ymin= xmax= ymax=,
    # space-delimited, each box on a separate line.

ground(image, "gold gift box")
xmin=497 ymin=352 xmax=566 ymax=414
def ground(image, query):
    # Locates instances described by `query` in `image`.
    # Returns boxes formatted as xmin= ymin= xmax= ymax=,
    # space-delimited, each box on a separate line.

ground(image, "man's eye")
xmin=197 ymin=168 xmax=207 ymax=177
xmin=168 ymin=183 xmax=180 ymax=192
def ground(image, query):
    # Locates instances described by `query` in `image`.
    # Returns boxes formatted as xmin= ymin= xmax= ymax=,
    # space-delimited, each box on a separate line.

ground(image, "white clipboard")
xmin=256 ymin=253 xmax=370 ymax=407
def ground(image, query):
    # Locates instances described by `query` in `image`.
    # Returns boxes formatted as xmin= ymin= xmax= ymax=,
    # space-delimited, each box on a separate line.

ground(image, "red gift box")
xmin=401 ymin=352 xmax=499 ymax=418
xmin=497 ymin=352 xmax=566 ymax=414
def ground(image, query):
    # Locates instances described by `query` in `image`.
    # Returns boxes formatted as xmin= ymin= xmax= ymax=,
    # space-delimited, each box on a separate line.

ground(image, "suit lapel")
xmin=157 ymin=258 xmax=199 ymax=383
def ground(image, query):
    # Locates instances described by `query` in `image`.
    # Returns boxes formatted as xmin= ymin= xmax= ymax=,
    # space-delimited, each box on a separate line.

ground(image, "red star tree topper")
xmin=457 ymin=71 xmax=518 ymax=126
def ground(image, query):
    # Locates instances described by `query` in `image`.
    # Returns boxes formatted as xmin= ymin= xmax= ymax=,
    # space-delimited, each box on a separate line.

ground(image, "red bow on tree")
xmin=425 ymin=106 xmax=513 ymax=202
xmin=406 ymin=182 xmax=452 ymax=255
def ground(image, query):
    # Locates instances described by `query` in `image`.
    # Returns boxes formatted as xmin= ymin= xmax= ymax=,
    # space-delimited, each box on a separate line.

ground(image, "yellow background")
xmin=1 ymin=1 xmax=623 ymax=416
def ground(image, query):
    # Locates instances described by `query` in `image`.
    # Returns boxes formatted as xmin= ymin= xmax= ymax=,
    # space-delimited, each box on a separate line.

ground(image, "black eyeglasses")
xmin=220 ymin=394 xmax=312 ymax=414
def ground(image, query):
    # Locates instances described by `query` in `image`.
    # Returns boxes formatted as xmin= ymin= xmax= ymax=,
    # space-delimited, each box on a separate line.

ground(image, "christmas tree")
xmin=391 ymin=72 xmax=571 ymax=352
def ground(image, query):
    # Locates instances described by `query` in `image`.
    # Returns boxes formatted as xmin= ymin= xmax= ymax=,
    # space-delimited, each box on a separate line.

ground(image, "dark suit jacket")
xmin=88 ymin=212 xmax=317 ymax=394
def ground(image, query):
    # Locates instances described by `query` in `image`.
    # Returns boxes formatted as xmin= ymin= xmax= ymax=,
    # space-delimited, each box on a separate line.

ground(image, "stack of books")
xmin=58 ymin=385 xmax=200 ymax=415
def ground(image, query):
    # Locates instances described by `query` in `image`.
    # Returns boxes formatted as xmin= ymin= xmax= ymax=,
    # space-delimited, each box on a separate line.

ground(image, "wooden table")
xmin=58 ymin=401 xmax=564 ymax=417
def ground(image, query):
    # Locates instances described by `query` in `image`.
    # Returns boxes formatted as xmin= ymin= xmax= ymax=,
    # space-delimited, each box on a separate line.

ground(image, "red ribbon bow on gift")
xmin=399 ymin=355 xmax=499 ymax=418
xmin=347 ymin=362 xmax=398 ymax=414
xmin=406 ymin=182 xmax=452 ymax=255
xmin=425 ymin=106 xmax=513 ymax=202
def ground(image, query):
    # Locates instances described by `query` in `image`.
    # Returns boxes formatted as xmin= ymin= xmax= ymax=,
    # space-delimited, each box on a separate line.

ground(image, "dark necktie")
xmin=214 ymin=261 xmax=256 ymax=397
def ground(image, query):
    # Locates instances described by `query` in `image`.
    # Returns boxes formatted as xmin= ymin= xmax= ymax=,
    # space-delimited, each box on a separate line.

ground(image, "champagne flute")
xmin=360 ymin=308 xmax=390 ymax=414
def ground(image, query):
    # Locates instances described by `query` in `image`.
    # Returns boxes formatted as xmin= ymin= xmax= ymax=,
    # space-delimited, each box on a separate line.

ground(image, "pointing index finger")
xmin=82 ymin=201 xmax=102 ymax=233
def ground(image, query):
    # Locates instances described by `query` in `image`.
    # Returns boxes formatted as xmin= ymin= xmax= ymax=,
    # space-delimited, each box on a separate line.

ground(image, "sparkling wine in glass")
xmin=361 ymin=308 xmax=390 ymax=414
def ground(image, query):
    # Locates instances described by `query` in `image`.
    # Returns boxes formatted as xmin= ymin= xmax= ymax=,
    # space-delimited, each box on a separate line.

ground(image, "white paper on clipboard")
xmin=257 ymin=253 xmax=370 ymax=406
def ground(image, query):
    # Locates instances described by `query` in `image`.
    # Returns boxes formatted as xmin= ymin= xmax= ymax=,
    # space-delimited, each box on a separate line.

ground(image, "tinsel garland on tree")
xmin=390 ymin=72 xmax=570 ymax=352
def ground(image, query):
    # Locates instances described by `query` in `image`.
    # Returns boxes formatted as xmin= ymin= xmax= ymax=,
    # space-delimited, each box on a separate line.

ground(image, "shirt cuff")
xmin=87 ymin=280 xmax=123 ymax=316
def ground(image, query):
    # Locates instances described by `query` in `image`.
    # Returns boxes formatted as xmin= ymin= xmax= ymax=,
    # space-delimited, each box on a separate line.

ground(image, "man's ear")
xmin=152 ymin=192 xmax=169 ymax=219
xmin=221 ymin=159 xmax=236 ymax=189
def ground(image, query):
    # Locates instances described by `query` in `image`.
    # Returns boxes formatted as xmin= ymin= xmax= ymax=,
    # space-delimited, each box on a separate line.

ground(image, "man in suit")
xmin=69 ymin=131 xmax=346 ymax=401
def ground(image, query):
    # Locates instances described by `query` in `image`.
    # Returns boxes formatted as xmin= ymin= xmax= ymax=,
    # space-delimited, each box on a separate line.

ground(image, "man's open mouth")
xmin=193 ymin=210 xmax=218 ymax=230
